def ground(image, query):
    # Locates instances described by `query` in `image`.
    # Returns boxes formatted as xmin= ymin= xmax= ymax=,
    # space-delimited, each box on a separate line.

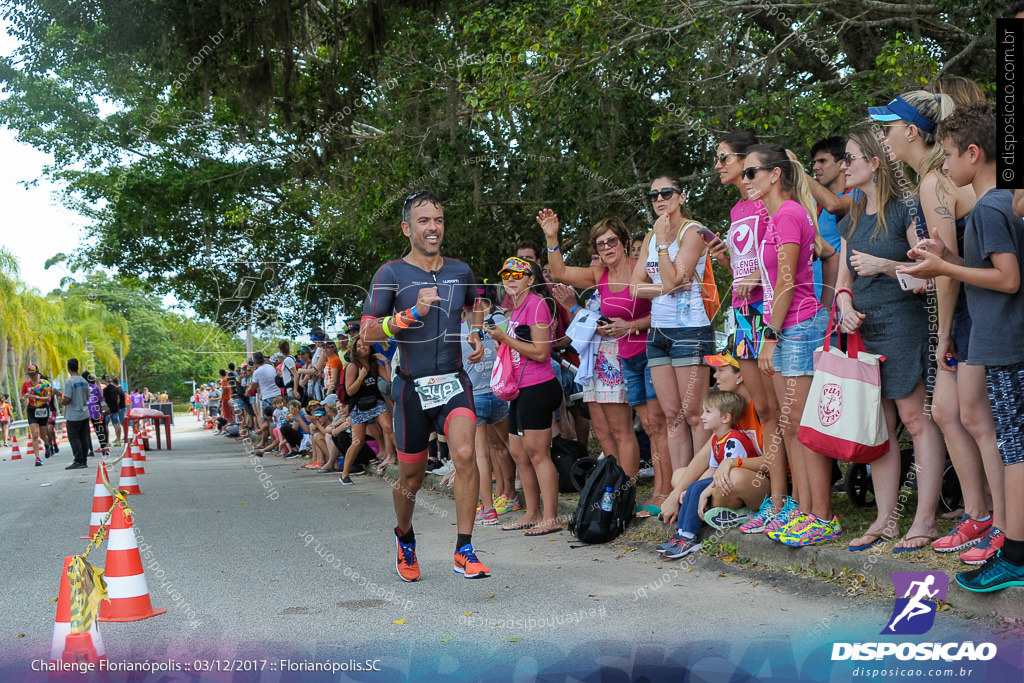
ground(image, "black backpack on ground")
xmin=568 ymin=454 xmax=636 ymax=544
xmin=550 ymin=436 xmax=589 ymax=493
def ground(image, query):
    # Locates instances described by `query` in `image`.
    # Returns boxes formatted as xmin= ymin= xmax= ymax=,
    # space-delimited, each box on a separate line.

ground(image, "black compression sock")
xmin=1001 ymin=537 xmax=1024 ymax=565
xmin=439 ymin=439 xmax=449 ymax=460
xmin=456 ymin=533 xmax=472 ymax=551
xmin=396 ymin=526 xmax=415 ymax=544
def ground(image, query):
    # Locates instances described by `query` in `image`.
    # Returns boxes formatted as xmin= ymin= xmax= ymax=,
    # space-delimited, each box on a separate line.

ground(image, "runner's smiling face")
xmin=402 ymin=200 xmax=444 ymax=256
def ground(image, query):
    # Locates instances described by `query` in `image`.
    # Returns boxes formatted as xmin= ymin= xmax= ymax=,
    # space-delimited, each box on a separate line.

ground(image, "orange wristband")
xmin=735 ymin=458 xmax=743 ymax=469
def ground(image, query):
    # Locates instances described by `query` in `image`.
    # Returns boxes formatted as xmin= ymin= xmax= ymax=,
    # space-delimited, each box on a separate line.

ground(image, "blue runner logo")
xmin=882 ymin=571 xmax=949 ymax=635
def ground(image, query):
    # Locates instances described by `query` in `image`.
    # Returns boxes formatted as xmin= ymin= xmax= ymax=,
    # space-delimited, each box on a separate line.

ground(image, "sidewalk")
xmin=378 ymin=463 xmax=1024 ymax=622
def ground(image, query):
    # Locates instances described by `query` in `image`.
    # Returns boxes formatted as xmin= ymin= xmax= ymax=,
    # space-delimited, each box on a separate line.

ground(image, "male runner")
xmin=361 ymin=190 xmax=489 ymax=581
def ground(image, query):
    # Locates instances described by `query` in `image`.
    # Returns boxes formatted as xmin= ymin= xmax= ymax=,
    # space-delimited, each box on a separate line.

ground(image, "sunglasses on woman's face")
xmin=715 ymin=152 xmax=744 ymax=164
xmin=843 ymin=153 xmax=867 ymax=164
xmin=595 ymin=236 xmax=619 ymax=251
xmin=500 ymin=271 xmax=526 ymax=281
xmin=740 ymin=166 xmax=774 ymax=180
xmin=646 ymin=188 xmax=681 ymax=201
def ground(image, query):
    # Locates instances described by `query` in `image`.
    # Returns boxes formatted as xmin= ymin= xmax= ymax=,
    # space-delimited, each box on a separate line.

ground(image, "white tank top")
xmin=644 ymin=222 xmax=711 ymax=328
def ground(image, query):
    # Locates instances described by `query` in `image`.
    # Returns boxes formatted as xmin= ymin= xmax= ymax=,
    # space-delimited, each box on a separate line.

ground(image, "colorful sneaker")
xmin=395 ymin=530 xmax=420 ymax=582
xmin=763 ymin=497 xmax=801 ymax=535
xmin=741 ymin=497 xmax=780 ymax=534
xmin=778 ymin=515 xmax=843 ymax=547
xmin=656 ymin=532 xmax=686 ymax=555
xmin=454 ymin=544 xmax=490 ymax=578
xmin=663 ymin=535 xmax=702 ymax=559
xmin=931 ymin=514 xmax=992 ymax=553
xmin=475 ymin=507 xmax=499 ymax=526
xmin=959 ymin=527 xmax=1005 ymax=566
xmin=704 ymin=506 xmax=752 ymax=531
xmin=493 ymin=495 xmax=511 ymax=515
xmin=956 ymin=551 xmax=1024 ymax=592
xmin=35 ymin=458 xmax=42 ymax=467
xmin=766 ymin=512 xmax=812 ymax=543
xmin=502 ymin=495 xmax=521 ymax=513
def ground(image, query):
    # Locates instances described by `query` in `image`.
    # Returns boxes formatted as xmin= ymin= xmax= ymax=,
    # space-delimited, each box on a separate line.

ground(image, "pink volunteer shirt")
xmin=758 ymin=199 xmax=821 ymax=330
xmin=508 ymin=292 xmax=556 ymax=389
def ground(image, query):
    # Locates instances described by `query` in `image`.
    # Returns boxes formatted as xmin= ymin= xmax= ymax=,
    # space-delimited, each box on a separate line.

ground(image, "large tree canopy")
xmin=0 ymin=0 xmax=998 ymax=331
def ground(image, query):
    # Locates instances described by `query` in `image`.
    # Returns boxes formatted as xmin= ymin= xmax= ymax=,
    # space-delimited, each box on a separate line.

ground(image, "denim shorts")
xmin=774 ymin=308 xmax=829 ymax=377
xmin=621 ymin=353 xmax=657 ymax=406
xmin=646 ymin=325 xmax=715 ymax=368
xmin=474 ymin=392 xmax=509 ymax=426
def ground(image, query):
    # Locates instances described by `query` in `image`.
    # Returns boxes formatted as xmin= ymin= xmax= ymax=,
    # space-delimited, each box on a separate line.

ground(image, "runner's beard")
xmin=414 ymin=232 xmax=442 ymax=256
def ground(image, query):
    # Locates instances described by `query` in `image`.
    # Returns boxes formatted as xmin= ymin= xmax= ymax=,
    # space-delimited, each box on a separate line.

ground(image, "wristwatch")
xmin=656 ymin=244 xmax=670 ymax=254
xmin=762 ymin=325 xmax=779 ymax=341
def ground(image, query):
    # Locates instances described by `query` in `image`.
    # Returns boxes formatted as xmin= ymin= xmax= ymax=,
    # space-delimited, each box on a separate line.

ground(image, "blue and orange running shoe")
xmin=454 ymin=544 xmax=490 ymax=578
xmin=395 ymin=529 xmax=420 ymax=582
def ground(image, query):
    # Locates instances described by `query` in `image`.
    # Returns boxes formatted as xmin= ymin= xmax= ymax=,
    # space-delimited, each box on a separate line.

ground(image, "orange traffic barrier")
xmin=96 ymin=501 xmax=166 ymax=622
xmin=81 ymin=463 xmax=113 ymax=540
xmin=51 ymin=556 xmax=107 ymax=663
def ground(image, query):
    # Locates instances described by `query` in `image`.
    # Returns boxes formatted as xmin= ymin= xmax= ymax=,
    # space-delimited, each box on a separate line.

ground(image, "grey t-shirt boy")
xmin=964 ymin=188 xmax=1024 ymax=367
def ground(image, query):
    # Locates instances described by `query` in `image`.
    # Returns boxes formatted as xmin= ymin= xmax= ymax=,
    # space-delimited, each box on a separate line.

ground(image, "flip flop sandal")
xmin=634 ymin=503 xmax=662 ymax=519
xmin=524 ymin=526 xmax=562 ymax=537
xmin=892 ymin=534 xmax=938 ymax=553
xmin=502 ymin=521 xmax=537 ymax=531
xmin=848 ymin=533 xmax=898 ymax=552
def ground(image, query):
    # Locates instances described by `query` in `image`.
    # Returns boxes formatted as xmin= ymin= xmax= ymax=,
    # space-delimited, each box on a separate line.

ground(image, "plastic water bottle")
xmin=676 ymin=290 xmax=690 ymax=324
xmin=600 ymin=486 xmax=614 ymax=512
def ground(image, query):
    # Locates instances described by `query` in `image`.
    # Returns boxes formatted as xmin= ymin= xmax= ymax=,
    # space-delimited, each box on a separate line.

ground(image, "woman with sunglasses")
xmin=872 ymin=91 xmax=998 ymax=561
xmin=489 ymin=257 xmax=563 ymax=535
xmin=708 ymin=131 xmax=791 ymax=533
xmin=539 ymin=210 xmax=670 ymax=515
xmin=835 ymin=127 xmax=946 ymax=553
xmin=630 ymin=175 xmax=714 ymax=475
xmin=740 ymin=144 xmax=839 ymax=547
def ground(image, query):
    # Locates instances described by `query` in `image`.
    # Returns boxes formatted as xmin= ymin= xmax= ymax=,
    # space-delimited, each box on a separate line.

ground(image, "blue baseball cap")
xmin=868 ymin=96 xmax=937 ymax=135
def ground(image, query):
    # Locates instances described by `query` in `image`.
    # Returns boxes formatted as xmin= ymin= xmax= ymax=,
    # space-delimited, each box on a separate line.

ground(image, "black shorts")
xmin=508 ymin=378 xmax=562 ymax=436
xmin=392 ymin=370 xmax=475 ymax=462
xmin=28 ymin=407 xmax=51 ymax=426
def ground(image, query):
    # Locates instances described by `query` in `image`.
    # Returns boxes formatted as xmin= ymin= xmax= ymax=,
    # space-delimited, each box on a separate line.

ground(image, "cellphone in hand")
xmin=697 ymin=227 xmax=719 ymax=244
xmin=896 ymin=271 xmax=929 ymax=291
xmin=597 ymin=316 xmax=613 ymax=326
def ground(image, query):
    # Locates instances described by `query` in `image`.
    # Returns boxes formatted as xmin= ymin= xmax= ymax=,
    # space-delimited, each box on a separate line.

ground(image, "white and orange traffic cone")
xmin=131 ymin=437 xmax=146 ymax=475
xmin=81 ymin=463 xmax=113 ymax=540
xmin=61 ymin=423 xmax=69 ymax=442
xmin=10 ymin=434 xmax=21 ymax=460
xmin=96 ymin=501 xmax=166 ymax=622
xmin=51 ymin=556 xmax=107 ymax=663
xmin=25 ymin=437 xmax=36 ymax=460
xmin=117 ymin=450 xmax=142 ymax=495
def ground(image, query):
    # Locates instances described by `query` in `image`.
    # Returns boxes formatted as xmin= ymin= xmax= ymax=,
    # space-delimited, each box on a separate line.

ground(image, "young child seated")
xmin=659 ymin=387 xmax=765 ymax=557
xmin=657 ymin=352 xmax=766 ymax=529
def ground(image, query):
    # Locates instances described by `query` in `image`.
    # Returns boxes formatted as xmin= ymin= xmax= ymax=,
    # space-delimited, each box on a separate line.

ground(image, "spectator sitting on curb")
xmin=656 ymin=389 xmax=764 ymax=559
xmin=656 ymin=350 xmax=768 ymax=532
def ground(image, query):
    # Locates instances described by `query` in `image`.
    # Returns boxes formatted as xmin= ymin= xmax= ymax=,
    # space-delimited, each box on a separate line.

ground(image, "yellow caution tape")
xmin=67 ymin=556 xmax=107 ymax=634
xmin=64 ymin=440 xmax=138 ymax=631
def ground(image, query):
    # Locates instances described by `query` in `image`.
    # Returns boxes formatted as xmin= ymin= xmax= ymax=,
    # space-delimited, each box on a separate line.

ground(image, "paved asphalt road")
xmin=0 ymin=423 xmax=1018 ymax=682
